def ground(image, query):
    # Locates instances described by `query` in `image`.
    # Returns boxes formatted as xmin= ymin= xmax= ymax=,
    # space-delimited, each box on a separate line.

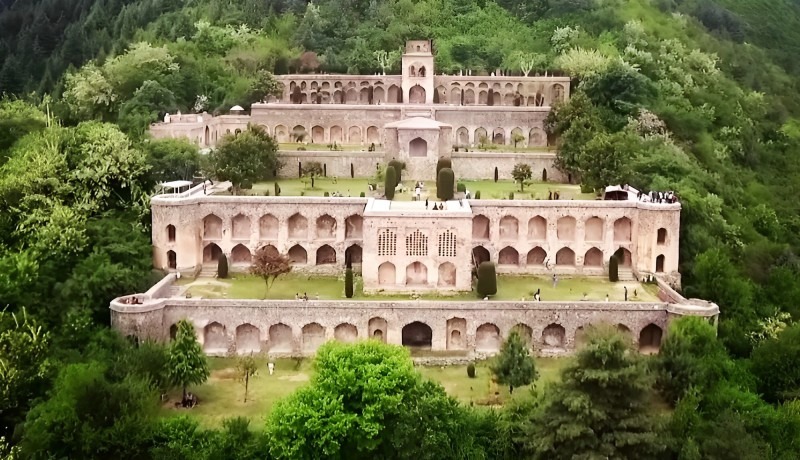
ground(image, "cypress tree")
xmin=609 ymin=255 xmax=619 ymax=282
xmin=218 ymin=254 xmax=229 ymax=279
xmin=476 ymin=262 xmax=497 ymax=297
xmin=388 ymin=159 xmax=404 ymax=185
xmin=436 ymin=158 xmax=452 ymax=178
xmin=437 ymin=168 xmax=455 ymax=200
xmin=385 ymin=166 xmax=396 ymax=200
xmin=345 ymin=268 xmax=354 ymax=299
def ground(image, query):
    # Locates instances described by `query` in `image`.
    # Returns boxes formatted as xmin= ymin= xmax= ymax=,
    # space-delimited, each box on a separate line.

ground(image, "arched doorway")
xmin=203 ymin=243 xmax=222 ymax=263
xmin=378 ymin=262 xmax=396 ymax=285
xmin=409 ymin=85 xmax=426 ymax=103
xmin=409 ymin=137 xmax=427 ymax=157
xmin=656 ymin=255 xmax=665 ymax=273
xmin=402 ymin=322 xmax=432 ymax=350
xmin=167 ymin=250 xmax=177 ymax=269
xmin=639 ymin=324 xmax=663 ymax=354
xmin=405 ymin=262 xmax=428 ymax=285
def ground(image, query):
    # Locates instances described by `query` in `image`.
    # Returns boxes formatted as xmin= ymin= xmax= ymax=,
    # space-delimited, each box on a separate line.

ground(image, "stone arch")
xmin=528 ymin=216 xmax=547 ymax=240
xmin=288 ymin=213 xmax=308 ymax=239
xmin=203 ymin=214 xmax=222 ymax=239
xmin=315 ymin=245 xmax=336 ymax=265
xmin=555 ymin=247 xmax=576 ymax=266
xmin=499 ymin=216 xmax=519 ymax=240
xmin=527 ymin=247 xmax=546 ymax=266
xmin=366 ymin=126 xmax=379 ymax=144
xmin=448 ymin=86 xmax=460 ymax=104
xmin=499 ymin=246 xmax=520 ymax=266
xmin=528 ymin=128 xmax=545 ymax=147
xmin=464 ymin=89 xmax=475 ymax=104
xmin=585 ymin=217 xmax=604 ymax=242
xmin=345 ymin=88 xmax=358 ymax=103
xmin=348 ymin=126 xmax=362 ymax=143
xmin=268 ymin=323 xmax=293 ymax=352
xmin=456 ymin=127 xmax=469 ymax=146
xmin=231 ymin=244 xmax=252 ymax=265
xmin=511 ymin=323 xmax=533 ymax=347
xmin=330 ymin=125 xmax=343 ymax=143
xmin=302 ymin=323 xmax=325 ymax=352
xmin=235 ymin=324 xmax=261 ymax=353
xmin=472 ymin=246 xmax=490 ymax=265
xmin=476 ymin=323 xmax=501 ymax=353
xmin=447 ymin=317 xmax=466 ymax=350
xmin=557 ymin=216 xmax=576 ymax=240
xmin=614 ymin=217 xmax=632 ymax=242
xmin=574 ymin=326 xmax=588 ymax=349
xmin=311 ymin=125 xmax=324 ymax=143
xmin=405 ymin=262 xmax=428 ymax=286
xmin=334 ymin=323 xmax=358 ymax=343
xmin=614 ymin=247 xmax=632 ymax=267
xmin=639 ymin=324 xmax=663 ymax=354
xmin=167 ymin=250 xmax=177 ymax=269
xmin=492 ymin=127 xmax=505 ymax=144
xmin=474 ymin=127 xmax=488 ymax=143
xmin=657 ymin=228 xmax=667 ymax=244
xmin=232 ymin=214 xmax=250 ymax=240
xmin=316 ymin=214 xmax=337 ymax=239
xmin=409 ymin=85 xmax=426 ymax=103
xmin=656 ymin=254 xmax=665 ymax=273
xmin=542 ymin=324 xmax=566 ymax=349
xmin=388 ymin=84 xmax=400 ymax=102
xmin=332 ymin=90 xmax=343 ymax=103
xmin=373 ymin=86 xmax=385 ymax=103
xmin=259 ymin=214 xmax=278 ymax=240
xmin=552 ymin=83 xmax=565 ymax=103
xmin=167 ymin=224 xmax=176 ymax=242
xmin=345 ymin=215 xmax=363 ymax=239
xmin=274 ymin=124 xmax=289 ymax=142
xmin=203 ymin=322 xmax=227 ymax=353
xmin=438 ymin=262 xmax=456 ymax=286
xmin=478 ymin=90 xmax=488 ymax=105
xmin=584 ymin=248 xmax=603 ymax=267
xmin=292 ymin=125 xmax=307 ymax=142
xmin=510 ymin=127 xmax=524 ymax=146
xmin=345 ymin=244 xmax=363 ymax=265
xmin=402 ymin=321 xmax=432 ymax=349
xmin=472 ymin=215 xmax=490 ymax=240
xmin=409 ymin=137 xmax=427 ymax=157
xmin=288 ymin=244 xmax=307 ymax=264
xmin=617 ymin=324 xmax=633 ymax=341
xmin=203 ymin=243 xmax=222 ymax=263
xmin=368 ymin=317 xmax=387 ymax=342
xmin=359 ymin=87 xmax=370 ymax=103
xmin=378 ymin=262 xmax=396 ymax=285
xmin=169 ymin=323 xmax=178 ymax=341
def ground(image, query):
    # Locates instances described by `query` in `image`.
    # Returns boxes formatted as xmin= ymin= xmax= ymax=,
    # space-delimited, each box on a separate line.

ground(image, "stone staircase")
xmin=617 ymin=268 xmax=636 ymax=282
xmin=198 ymin=264 xmax=217 ymax=278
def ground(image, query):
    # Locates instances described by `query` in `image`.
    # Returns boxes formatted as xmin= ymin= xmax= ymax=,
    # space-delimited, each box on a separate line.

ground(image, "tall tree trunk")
xmin=509 ymin=385 xmax=514 ymax=394
xmin=244 ymin=373 xmax=249 ymax=402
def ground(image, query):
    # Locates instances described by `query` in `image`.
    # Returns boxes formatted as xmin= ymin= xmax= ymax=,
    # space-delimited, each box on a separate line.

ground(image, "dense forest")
xmin=2 ymin=0 xmax=800 ymax=458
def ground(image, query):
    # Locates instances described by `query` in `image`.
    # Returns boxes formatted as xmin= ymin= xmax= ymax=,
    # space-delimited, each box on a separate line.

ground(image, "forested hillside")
xmin=3 ymin=0 xmax=800 ymax=458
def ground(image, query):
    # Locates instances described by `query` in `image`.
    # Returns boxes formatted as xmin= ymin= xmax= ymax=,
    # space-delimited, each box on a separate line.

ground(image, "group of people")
xmin=425 ymin=199 xmax=446 ymax=210
xmin=295 ymin=292 xmax=312 ymax=301
xmin=547 ymin=191 xmax=562 ymax=200
xmin=638 ymin=190 xmax=678 ymax=204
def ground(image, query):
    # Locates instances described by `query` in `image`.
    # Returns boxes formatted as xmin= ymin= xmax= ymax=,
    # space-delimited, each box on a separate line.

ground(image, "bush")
xmin=324 ymin=192 xmax=330 ymax=197
xmin=474 ymin=190 xmax=481 ymax=199
xmin=218 ymin=254 xmax=229 ymax=279
xmin=508 ymin=191 xmax=514 ymax=200
xmin=297 ymin=146 xmax=306 ymax=151
xmin=274 ymin=182 xmax=281 ymax=196
xmin=359 ymin=191 xmax=365 ymax=197
xmin=436 ymin=158 xmax=452 ymax=178
xmin=494 ymin=167 xmax=499 ymax=182
xmin=388 ymin=160 xmax=404 ymax=185
xmin=467 ymin=363 xmax=476 ymax=378
xmin=344 ymin=268 xmax=354 ymax=298
xmin=609 ymin=255 xmax=619 ymax=282
xmin=240 ymin=180 xmax=253 ymax=190
xmin=385 ymin=166 xmax=396 ymax=200
xmin=264 ymin=190 xmax=270 ymax=196
xmin=477 ymin=262 xmax=497 ymax=297
xmin=457 ymin=182 xmax=466 ymax=193
xmin=437 ymin=168 xmax=455 ymax=200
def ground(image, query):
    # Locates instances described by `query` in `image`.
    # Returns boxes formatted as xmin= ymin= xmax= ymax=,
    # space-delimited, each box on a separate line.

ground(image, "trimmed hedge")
xmin=217 ymin=254 xmax=229 ymax=279
xmin=388 ymin=160 xmax=404 ymax=186
xmin=437 ymin=168 xmax=455 ymax=200
xmin=385 ymin=166 xmax=396 ymax=200
xmin=274 ymin=182 xmax=281 ymax=196
xmin=345 ymin=268 xmax=354 ymax=298
xmin=477 ymin=261 xmax=497 ymax=297
xmin=436 ymin=158 xmax=452 ymax=178
xmin=474 ymin=190 xmax=481 ymax=199
xmin=609 ymin=255 xmax=619 ymax=282
xmin=467 ymin=363 xmax=476 ymax=378
xmin=456 ymin=182 xmax=466 ymax=193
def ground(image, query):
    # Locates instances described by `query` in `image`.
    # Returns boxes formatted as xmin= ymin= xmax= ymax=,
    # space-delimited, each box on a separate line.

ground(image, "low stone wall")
xmin=450 ymin=151 xmax=564 ymax=182
xmin=277 ymin=151 xmax=383 ymax=179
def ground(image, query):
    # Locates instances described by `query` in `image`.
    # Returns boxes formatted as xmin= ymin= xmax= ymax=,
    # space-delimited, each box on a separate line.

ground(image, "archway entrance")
xmin=409 ymin=137 xmax=427 ymax=157
xmin=409 ymin=85 xmax=426 ymax=103
xmin=402 ymin=322 xmax=432 ymax=350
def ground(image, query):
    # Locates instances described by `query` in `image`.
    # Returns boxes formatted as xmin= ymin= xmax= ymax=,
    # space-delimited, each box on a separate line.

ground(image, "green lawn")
xmin=175 ymin=274 xmax=659 ymax=302
xmin=159 ymin=356 xmax=570 ymax=428
xmin=279 ymin=142 xmax=374 ymax=152
xmin=223 ymin=177 xmax=594 ymax=201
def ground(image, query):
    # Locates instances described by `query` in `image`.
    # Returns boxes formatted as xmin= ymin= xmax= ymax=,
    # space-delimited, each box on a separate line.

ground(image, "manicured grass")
xmin=222 ymin=177 xmax=594 ymax=201
xmin=175 ymin=274 xmax=659 ymax=302
xmin=159 ymin=355 xmax=570 ymax=428
xmin=279 ymin=142 xmax=373 ymax=152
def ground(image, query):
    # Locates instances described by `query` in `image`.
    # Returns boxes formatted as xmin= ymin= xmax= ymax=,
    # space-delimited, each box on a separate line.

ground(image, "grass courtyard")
xmin=159 ymin=356 xmax=569 ymax=428
xmin=220 ymin=177 xmax=594 ymax=201
xmin=175 ymin=273 xmax=659 ymax=302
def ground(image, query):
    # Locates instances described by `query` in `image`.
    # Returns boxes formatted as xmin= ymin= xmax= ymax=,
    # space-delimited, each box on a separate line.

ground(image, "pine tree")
xmin=166 ymin=320 xmax=211 ymax=402
xmin=527 ymin=326 xmax=665 ymax=459
xmin=491 ymin=330 xmax=537 ymax=393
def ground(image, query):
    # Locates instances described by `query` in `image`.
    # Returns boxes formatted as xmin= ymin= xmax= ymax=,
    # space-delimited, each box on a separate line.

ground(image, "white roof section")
xmin=230 ymin=105 xmax=244 ymax=111
xmin=384 ymin=117 xmax=452 ymax=130
xmin=161 ymin=180 xmax=193 ymax=190
xmin=364 ymin=198 xmax=472 ymax=216
xmin=604 ymin=184 xmax=640 ymax=201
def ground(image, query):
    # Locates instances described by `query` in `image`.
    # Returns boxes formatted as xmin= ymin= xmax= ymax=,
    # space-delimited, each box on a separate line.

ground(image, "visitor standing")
xmin=624 ymin=286 xmax=628 ymax=301
xmin=552 ymin=274 xmax=558 ymax=288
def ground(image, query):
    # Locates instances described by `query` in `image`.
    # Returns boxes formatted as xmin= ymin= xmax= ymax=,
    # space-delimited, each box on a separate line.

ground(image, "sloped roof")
xmin=384 ymin=117 xmax=452 ymax=130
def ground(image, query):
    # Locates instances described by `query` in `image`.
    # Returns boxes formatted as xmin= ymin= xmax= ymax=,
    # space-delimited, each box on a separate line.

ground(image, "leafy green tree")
xmin=21 ymin=362 xmax=155 ymax=459
xmin=526 ymin=326 xmax=666 ymax=459
xmin=578 ymin=130 xmax=639 ymax=190
xmin=143 ymin=138 xmax=202 ymax=184
xmin=206 ymin=125 xmax=280 ymax=194
xmin=250 ymin=245 xmax=292 ymax=298
xmin=62 ymin=63 xmax=118 ymax=120
xmin=243 ymin=69 xmax=283 ymax=107
xmin=0 ymin=100 xmax=48 ymax=164
xmin=118 ymin=80 xmax=178 ymax=137
xmin=490 ymin=330 xmax=537 ymax=394
xmin=236 ymin=354 xmax=259 ymax=403
xmin=751 ymin=323 xmax=800 ymax=403
xmin=511 ymin=163 xmax=532 ymax=191
xmin=167 ymin=320 xmax=210 ymax=402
